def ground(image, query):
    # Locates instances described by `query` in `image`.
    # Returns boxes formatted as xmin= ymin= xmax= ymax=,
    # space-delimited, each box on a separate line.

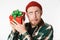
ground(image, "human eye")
xmin=35 ymin=10 xmax=39 ymax=14
xmin=28 ymin=12 xmax=33 ymax=15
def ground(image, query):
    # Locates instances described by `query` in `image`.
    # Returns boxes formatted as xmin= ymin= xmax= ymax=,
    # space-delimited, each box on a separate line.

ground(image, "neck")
xmin=31 ymin=19 xmax=44 ymax=28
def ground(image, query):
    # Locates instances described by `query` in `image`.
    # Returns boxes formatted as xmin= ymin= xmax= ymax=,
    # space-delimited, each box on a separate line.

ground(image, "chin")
xmin=31 ymin=21 xmax=39 ymax=26
xmin=30 ymin=19 xmax=40 ymax=25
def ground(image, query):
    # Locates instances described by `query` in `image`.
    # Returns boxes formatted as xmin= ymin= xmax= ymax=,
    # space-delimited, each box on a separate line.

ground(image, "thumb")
xmin=22 ymin=20 xmax=25 ymax=26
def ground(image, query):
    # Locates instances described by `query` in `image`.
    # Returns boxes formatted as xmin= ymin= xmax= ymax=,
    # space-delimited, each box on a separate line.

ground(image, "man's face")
xmin=27 ymin=6 xmax=42 ymax=26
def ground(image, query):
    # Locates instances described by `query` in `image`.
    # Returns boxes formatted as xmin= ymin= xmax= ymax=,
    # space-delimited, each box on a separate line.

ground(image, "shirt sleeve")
xmin=7 ymin=31 xmax=19 ymax=40
xmin=7 ymin=31 xmax=15 ymax=40
xmin=36 ymin=25 xmax=53 ymax=40
xmin=18 ymin=32 xmax=32 ymax=40
xmin=44 ymin=25 xmax=53 ymax=40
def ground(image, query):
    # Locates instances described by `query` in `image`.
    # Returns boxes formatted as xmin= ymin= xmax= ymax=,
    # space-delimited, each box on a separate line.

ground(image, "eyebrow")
xmin=28 ymin=11 xmax=33 ymax=13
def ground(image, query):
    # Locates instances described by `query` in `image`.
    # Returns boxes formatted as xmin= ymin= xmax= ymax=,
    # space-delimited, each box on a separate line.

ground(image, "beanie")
xmin=26 ymin=1 xmax=42 ymax=12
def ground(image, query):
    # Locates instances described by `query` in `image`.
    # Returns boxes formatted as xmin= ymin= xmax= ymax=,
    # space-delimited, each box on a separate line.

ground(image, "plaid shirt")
xmin=7 ymin=19 xmax=53 ymax=40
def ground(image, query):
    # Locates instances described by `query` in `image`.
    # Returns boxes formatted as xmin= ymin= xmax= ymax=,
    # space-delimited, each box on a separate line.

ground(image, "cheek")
xmin=37 ymin=14 xmax=41 ymax=20
xmin=38 ymin=15 xmax=41 ymax=18
xmin=28 ymin=15 xmax=35 ymax=22
xmin=37 ymin=13 xmax=41 ymax=17
xmin=28 ymin=15 xmax=33 ymax=20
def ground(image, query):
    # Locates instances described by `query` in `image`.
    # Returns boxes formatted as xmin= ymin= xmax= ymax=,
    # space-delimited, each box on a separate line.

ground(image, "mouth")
xmin=32 ymin=19 xmax=38 ymax=23
xmin=35 ymin=19 xmax=38 ymax=21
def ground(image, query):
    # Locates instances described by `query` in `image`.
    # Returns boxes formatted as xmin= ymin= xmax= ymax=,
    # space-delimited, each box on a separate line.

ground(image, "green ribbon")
xmin=12 ymin=9 xmax=23 ymax=19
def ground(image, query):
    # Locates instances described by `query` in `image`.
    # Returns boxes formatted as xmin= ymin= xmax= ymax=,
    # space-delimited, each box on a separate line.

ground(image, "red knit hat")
xmin=26 ymin=1 xmax=42 ymax=12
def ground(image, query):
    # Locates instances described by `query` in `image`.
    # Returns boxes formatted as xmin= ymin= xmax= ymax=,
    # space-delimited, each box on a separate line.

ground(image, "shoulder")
xmin=38 ymin=23 xmax=53 ymax=32
xmin=44 ymin=23 xmax=53 ymax=30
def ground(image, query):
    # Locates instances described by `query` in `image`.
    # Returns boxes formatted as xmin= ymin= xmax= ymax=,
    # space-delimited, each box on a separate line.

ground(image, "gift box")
xmin=9 ymin=9 xmax=25 ymax=24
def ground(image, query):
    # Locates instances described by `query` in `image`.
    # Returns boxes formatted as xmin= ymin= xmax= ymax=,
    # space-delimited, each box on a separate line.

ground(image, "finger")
xmin=10 ymin=23 xmax=15 ymax=29
xmin=10 ymin=22 xmax=17 ymax=29
xmin=10 ymin=23 xmax=14 ymax=29
xmin=10 ymin=23 xmax=14 ymax=27
xmin=10 ymin=23 xmax=16 ymax=32
xmin=22 ymin=20 xmax=25 ymax=25
xmin=13 ymin=19 xmax=19 ymax=25
xmin=10 ymin=21 xmax=16 ymax=26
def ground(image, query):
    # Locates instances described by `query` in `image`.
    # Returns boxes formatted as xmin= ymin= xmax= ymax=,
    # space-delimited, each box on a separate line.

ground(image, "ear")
xmin=25 ymin=12 xmax=28 ymax=16
xmin=41 ymin=11 xmax=42 ymax=16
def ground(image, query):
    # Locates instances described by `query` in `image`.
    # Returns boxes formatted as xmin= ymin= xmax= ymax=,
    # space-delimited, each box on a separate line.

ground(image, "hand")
xmin=10 ymin=22 xmax=16 ymax=33
xmin=10 ymin=19 xmax=27 ymax=34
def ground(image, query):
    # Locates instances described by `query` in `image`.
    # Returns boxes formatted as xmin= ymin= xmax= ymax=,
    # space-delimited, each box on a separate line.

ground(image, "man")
xmin=8 ymin=1 xmax=53 ymax=40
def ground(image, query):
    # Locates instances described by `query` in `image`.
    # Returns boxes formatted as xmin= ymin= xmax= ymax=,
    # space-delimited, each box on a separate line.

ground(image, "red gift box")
xmin=9 ymin=10 xmax=25 ymax=24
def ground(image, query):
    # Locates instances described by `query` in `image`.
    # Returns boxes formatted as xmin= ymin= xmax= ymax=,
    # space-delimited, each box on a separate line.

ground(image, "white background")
xmin=0 ymin=0 xmax=60 ymax=40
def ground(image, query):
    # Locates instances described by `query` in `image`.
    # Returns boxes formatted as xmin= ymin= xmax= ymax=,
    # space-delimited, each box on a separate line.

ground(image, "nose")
xmin=33 ymin=12 xmax=37 ymax=18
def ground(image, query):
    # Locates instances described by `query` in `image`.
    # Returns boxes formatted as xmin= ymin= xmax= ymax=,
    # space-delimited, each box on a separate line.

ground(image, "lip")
xmin=35 ymin=19 xmax=38 ymax=21
xmin=33 ymin=19 xmax=38 ymax=22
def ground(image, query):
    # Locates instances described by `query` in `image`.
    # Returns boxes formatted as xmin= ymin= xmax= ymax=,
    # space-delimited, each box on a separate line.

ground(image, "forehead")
xmin=27 ymin=6 xmax=41 ymax=12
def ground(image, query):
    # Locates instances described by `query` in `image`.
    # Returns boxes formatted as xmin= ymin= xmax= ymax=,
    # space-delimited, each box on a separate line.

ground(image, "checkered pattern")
xmin=7 ymin=23 xmax=53 ymax=40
